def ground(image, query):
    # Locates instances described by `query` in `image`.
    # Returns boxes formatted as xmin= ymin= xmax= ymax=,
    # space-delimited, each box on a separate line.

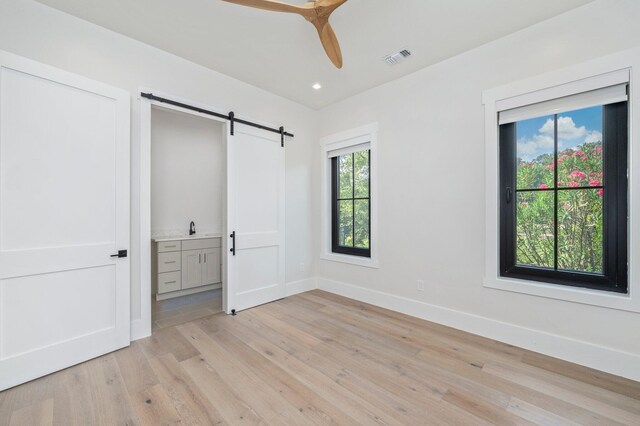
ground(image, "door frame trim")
xmin=138 ymin=89 xmax=288 ymax=337
xmin=139 ymin=90 xmax=229 ymax=339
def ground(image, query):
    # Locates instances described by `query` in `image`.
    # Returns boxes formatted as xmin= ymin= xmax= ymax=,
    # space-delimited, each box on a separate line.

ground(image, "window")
xmin=321 ymin=123 xmax=378 ymax=267
xmin=331 ymin=149 xmax=370 ymax=257
xmin=499 ymin=89 xmax=628 ymax=293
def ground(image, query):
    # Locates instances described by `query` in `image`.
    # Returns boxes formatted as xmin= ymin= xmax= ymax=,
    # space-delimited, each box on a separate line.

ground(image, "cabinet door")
xmin=181 ymin=249 xmax=202 ymax=290
xmin=202 ymin=247 xmax=221 ymax=285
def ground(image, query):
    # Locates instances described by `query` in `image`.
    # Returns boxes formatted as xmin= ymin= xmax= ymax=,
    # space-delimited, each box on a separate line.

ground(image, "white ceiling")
xmin=36 ymin=0 xmax=594 ymax=109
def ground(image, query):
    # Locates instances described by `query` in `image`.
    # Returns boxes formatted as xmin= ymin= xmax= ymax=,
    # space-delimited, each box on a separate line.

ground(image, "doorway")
xmin=139 ymin=92 xmax=288 ymax=337
xmin=150 ymin=106 xmax=225 ymax=330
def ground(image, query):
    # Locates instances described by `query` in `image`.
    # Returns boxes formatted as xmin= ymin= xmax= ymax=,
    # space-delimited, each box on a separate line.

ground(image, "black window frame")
xmin=331 ymin=150 xmax=371 ymax=258
xmin=499 ymin=101 xmax=628 ymax=294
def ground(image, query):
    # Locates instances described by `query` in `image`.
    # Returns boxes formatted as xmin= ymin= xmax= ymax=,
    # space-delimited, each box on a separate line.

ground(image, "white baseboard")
xmin=286 ymin=277 xmax=318 ymax=296
xmin=131 ymin=318 xmax=151 ymax=341
xmin=317 ymin=277 xmax=640 ymax=382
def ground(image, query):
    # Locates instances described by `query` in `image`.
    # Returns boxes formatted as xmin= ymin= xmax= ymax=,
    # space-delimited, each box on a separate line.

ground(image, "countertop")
xmin=152 ymin=233 xmax=222 ymax=243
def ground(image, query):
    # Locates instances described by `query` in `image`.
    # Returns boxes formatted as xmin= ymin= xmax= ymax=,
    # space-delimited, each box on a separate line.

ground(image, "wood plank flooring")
xmin=2 ymin=289 xmax=639 ymax=425
xmin=152 ymin=289 xmax=222 ymax=330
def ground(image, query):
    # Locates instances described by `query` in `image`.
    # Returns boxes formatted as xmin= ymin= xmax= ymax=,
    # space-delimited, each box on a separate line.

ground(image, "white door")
xmin=182 ymin=250 xmax=203 ymax=290
xmin=226 ymin=125 xmax=285 ymax=313
xmin=0 ymin=52 xmax=130 ymax=391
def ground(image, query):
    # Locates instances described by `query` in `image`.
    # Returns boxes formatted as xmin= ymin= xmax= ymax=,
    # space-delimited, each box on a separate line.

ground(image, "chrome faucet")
xmin=189 ymin=221 xmax=196 ymax=236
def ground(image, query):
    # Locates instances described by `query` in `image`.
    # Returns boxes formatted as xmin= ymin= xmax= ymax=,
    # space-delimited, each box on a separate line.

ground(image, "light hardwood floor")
xmin=152 ymin=289 xmax=223 ymax=330
xmin=2 ymin=290 xmax=639 ymax=425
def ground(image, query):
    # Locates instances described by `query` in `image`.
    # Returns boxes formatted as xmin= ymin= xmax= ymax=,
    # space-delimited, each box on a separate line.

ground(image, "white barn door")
xmin=0 ymin=52 xmax=130 ymax=390
xmin=226 ymin=125 xmax=285 ymax=313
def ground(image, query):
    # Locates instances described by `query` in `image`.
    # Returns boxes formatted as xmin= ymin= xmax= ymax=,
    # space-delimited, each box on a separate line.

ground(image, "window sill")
xmin=483 ymin=275 xmax=639 ymax=313
xmin=320 ymin=253 xmax=380 ymax=269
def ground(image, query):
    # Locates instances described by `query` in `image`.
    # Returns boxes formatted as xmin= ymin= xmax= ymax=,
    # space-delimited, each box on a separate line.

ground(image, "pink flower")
xmin=581 ymin=156 xmax=588 ymax=161
xmin=568 ymin=181 xmax=579 ymax=188
xmin=569 ymin=171 xmax=586 ymax=181
xmin=539 ymin=184 xmax=548 ymax=189
xmin=598 ymin=189 xmax=604 ymax=197
xmin=589 ymin=180 xmax=601 ymax=187
xmin=520 ymin=202 xmax=528 ymax=207
xmin=545 ymin=164 xmax=555 ymax=170
xmin=573 ymin=151 xmax=585 ymax=157
xmin=557 ymin=181 xmax=564 ymax=186
xmin=594 ymin=146 xmax=603 ymax=153
xmin=562 ymin=203 xmax=571 ymax=210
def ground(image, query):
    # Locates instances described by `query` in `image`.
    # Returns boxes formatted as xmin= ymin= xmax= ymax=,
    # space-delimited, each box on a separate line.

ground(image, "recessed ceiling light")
xmin=312 ymin=83 xmax=322 ymax=90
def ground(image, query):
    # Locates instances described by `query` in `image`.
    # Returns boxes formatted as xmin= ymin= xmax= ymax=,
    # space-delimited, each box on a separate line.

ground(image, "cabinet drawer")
xmin=157 ymin=240 xmax=181 ymax=253
xmin=158 ymin=251 xmax=181 ymax=273
xmin=182 ymin=238 xmax=221 ymax=251
xmin=158 ymin=271 xmax=181 ymax=294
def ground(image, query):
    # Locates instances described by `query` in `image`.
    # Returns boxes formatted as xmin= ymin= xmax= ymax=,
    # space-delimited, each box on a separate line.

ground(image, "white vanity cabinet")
xmin=181 ymin=250 xmax=202 ymax=290
xmin=181 ymin=249 xmax=221 ymax=289
xmin=154 ymin=236 xmax=222 ymax=299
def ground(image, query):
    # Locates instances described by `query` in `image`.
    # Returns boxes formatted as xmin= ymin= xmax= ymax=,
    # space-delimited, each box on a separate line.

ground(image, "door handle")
xmin=111 ymin=250 xmax=128 ymax=258
xmin=230 ymin=231 xmax=236 ymax=256
xmin=506 ymin=187 xmax=512 ymax=204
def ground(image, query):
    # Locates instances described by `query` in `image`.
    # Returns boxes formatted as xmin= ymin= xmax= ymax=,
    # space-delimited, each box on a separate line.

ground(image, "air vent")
xmin=383 ymin=48 xmax=412 ymax=66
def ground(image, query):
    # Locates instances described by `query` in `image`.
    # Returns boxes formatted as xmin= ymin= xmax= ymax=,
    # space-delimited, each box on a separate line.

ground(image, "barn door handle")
xmin=111 ymin=250 xmax=128 ymax=258
xmin=230 ymin=231 xmax=236 ymax=256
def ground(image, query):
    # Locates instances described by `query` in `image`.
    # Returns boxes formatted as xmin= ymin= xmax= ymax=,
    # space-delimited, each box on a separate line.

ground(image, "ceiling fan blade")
xmin=224 ymin=0 xmax=348 ymax=68
xmin=315 ymin=20 xmax=343 ymax=69
xmin=221 ymin=0 xmax=313 ymax=16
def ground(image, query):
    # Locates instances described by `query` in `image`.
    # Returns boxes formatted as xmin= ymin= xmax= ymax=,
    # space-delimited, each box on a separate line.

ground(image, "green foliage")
xmin=516 ymin=141 xmax=604 ymax=273
xmin=337 ymin=151 xmax=370 ymax=249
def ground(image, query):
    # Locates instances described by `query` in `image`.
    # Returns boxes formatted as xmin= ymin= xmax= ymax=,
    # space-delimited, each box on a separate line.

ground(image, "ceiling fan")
xmin=222 ymin=0 xmax=349 ymax=68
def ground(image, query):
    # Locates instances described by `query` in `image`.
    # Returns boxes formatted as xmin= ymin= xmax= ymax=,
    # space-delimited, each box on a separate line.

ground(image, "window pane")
xmin=557 ymin=189 xmax=604 ymax=274
xmin=556 ymin=106 xmax=603 ymax=189
xmin=516 ymin=115 xmax=554 ymax=190
xmin=338 ymin=154 xmax=353 ymax=199
xmin=354 ymin=199 xmax=369 ymax=249
xmin=516 ymin=191 xmax=555 ymax=268
xmin=338 ymin=200 xmax=353 ymax=247
xmin=354 ymin=150 xmax=369 ymax=198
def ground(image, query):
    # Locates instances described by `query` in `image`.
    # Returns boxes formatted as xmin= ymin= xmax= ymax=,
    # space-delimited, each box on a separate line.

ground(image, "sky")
xmin=516 ymin=105 xmax=603 ymax=161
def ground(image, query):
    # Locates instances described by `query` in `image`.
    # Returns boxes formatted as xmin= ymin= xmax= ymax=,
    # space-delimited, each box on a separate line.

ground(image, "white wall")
xmin=0 ymin=0 xmax=317 ymax=329
xmin=317 ymin=0 xmax=640 ymax=380
xmin=151 ymin=108 xmax=223 ymax=237
xmin=4 ymin=0 xmax=640 ymax=380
